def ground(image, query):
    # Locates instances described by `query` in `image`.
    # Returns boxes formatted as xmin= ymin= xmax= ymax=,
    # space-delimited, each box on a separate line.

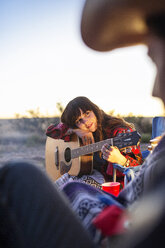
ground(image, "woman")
xmin=46 ymin=96 xmax=142 ymax=188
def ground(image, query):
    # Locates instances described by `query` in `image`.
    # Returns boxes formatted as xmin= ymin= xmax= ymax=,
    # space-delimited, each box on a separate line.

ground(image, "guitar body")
xmin=45 ymin=130 xmax=141 ymax=181
xmin=45 ymin=135 xmax=93 ymax=181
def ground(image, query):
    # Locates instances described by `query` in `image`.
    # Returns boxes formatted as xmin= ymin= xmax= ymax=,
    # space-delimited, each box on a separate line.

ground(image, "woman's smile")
xmin=86 ymin=123 xmax=93 ymax=129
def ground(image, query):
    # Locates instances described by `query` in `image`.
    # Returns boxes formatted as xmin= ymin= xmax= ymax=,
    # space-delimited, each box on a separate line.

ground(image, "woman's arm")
xmin=103 ymin=127 xmax=143 ymax=167
xmin=46 ymin=122 xmax=71 ymax=141
xmin=46 ymin=123 xmax=94 ymax=144
xmin=101 ymin=144 xmax=142 ymax=167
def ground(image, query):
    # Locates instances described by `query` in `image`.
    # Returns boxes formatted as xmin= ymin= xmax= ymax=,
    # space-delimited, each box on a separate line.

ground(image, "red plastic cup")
xmin=102 ymin=182 xmax=120 ymax=196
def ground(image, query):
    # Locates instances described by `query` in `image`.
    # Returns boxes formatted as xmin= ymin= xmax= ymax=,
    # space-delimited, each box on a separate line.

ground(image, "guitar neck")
xmin=71 ymin=138 xmax=113 ymax=159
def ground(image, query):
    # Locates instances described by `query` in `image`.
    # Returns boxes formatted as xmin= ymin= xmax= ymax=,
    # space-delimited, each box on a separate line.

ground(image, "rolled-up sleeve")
xmin=46 ymin=123 xmax=70 ymax=141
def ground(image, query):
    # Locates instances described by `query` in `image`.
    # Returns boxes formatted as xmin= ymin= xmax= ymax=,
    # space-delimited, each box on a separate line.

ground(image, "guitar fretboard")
xmin=71 ymin=138 xmax=113 ymax=159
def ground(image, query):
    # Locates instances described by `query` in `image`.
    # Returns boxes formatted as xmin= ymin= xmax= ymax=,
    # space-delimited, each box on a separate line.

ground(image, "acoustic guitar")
xmin=45 ymin=131 xmax=141 ymax=181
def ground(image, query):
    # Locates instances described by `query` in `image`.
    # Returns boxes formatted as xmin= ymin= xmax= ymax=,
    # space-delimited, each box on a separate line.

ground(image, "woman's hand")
xmin=72 ymin=128 xmax=94 ymax=145
xmin=101 ymin=143 xmax=127 ymax=165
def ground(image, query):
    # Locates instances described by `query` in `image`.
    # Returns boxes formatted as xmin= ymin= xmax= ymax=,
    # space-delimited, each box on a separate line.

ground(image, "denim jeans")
xmin=0 ymin=161 xmax=95 ymax=248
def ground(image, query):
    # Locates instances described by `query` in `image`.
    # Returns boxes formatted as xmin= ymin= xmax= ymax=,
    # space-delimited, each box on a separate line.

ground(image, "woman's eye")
xmin=76 ymin=119 xmax=81 ymax=125
xmin=86 ymin=111 xmax=90 ymax=116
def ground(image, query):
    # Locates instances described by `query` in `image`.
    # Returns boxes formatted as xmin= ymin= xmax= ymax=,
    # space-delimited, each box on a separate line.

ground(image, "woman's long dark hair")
xmin=61 ymin=96 xmax=134 ymax=141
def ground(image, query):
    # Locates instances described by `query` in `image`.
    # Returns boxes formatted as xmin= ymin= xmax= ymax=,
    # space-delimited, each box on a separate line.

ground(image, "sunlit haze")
xmin=0 ymin=0 xmax=164 ymax=118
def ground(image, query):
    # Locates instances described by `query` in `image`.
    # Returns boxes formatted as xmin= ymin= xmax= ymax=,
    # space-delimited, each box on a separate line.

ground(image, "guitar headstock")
xmin=113 ymin=131 xmax=141 ymax=149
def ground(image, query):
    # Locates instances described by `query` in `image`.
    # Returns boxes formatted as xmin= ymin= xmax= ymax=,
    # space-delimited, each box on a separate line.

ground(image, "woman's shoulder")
xmin=105 ymin=125 xmax=133 ymax=137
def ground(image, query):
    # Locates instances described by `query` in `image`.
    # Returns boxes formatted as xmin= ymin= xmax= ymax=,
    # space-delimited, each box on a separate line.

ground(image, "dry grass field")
xmin=0 ymin=118 xmax=50 ymax=168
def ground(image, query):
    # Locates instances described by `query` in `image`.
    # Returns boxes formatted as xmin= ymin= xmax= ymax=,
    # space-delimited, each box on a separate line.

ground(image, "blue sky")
xmin=0 ymin=0 xmax=164 ymax=118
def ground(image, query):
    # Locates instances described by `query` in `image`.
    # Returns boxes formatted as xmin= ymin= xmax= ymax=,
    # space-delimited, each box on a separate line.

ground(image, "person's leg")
xmin=0 ymin=161 xmax=95 ymax=248
xmin=110 ymin=181 xmax=165 ymax=248
xmin=112 ymin=136 xmax=165 ymax=248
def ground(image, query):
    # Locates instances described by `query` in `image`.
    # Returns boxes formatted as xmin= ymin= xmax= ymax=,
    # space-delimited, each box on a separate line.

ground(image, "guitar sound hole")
xmin=65 ymin=148 xmax=71 ymax=163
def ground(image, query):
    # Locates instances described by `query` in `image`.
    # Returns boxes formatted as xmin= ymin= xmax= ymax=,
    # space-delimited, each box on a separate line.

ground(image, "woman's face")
xmin=148 ymin=35 xmax=165 ymax=105
xmin=75 ymin=109 xmax=97 ymax=132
